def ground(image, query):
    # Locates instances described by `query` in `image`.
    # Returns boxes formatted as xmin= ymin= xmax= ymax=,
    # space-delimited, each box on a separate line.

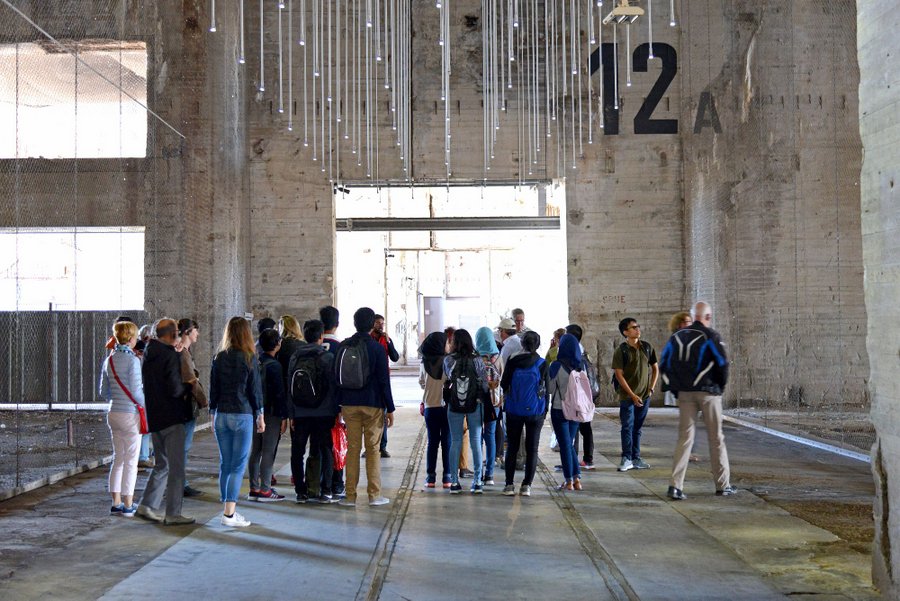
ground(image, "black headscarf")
xmin=419 ymin=332 xmax=447 ymax=380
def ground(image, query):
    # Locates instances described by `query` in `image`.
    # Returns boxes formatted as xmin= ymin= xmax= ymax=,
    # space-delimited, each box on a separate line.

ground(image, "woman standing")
xmin=664 ymin=311 xmax=693 ymax=406
xmin=443 ymin=329 xmax=489 ymax=494
xmin=474 ymin=326 xmax=501 ymax=486
xmin=418 ymin=332 xmax=451 ymax=489
xmin=178 ymin=318 xmax=207 ymax=498
xmin=99 ymin=321 xmax=144 ymax=517
xmin=500 ymin=331 xmax=549 ymax=497
xmin=210 ymin=317 xmax=266 ymax=527
xmin=548 ymin=334 xmax=584 ymax=491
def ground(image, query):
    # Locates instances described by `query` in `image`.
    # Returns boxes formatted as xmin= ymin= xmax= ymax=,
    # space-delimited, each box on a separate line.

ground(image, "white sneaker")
xmin=369 ymin=496 xmax=390 ymax=506
xmin=618 ymin=458 xmax=634 ymax=472
xmin=221 ymin=512 xmax=251 ymax=528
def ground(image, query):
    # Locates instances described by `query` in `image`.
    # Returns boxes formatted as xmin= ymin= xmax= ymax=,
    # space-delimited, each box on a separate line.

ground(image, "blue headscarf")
xmin=550 ymin=333 xmax=583 ymax=378
xmin=474 ymin=326 xmax=499 ymax=356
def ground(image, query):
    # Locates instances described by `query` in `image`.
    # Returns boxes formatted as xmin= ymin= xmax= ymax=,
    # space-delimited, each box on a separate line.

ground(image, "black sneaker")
xmin=666 ymin=486 xmax=687 ymax=501
xmin=380 ymin=449 xmax=391 ymax=458
xmin=471 ymin=484 xmax=483 ymax=494
xmin=449 ymin=483 xmax=462 ymax=494
xmin=183 ymin=485 xmax=203 ymax=498
xmin=295 ymin=493 xmax=309 ymax=504
xmin=716 ymin=485 xmax=737 ymax=496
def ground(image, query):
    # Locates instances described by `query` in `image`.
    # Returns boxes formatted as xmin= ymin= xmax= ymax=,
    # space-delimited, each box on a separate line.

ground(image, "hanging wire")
xmin=259 ymin=0 xmax=265 ymax=91
xmin=598 ymin=9 xmax=604 ymax=129
xmin=288 ymin=0 xmax=293 ymax=130
xmin=626 ymin=21 xmax=631 ymax=87
xmin=648 ymin=0 xmax=654 ymax=58
xmin=278 ymin=3 xmax=284 ymax=112
xmin=587 ymin=0 xmax=593 ymax=144
xmin=210 ymin=0 xmax=217 ymax=32
xmin=669 ymin=0 xmax=676 ymax=26
xmin=239 ymin=0 xmax=246 ymax=63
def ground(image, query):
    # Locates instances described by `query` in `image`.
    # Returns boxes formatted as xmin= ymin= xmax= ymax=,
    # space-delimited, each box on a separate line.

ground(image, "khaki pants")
xmin=343 ymin=405 xmax=385 ymax=502
xmin=458 ymin=417 xmax=470 ymax=471
xmin=670 ymin=391 xmax=730 ymax=491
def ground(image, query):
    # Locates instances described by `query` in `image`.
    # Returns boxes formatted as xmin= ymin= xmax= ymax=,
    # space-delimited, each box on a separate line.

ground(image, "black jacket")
xmin=210 ymin=349 xmax=264 ymax=416
xmin=659 ymin=321 xmax=729 ymax=395
xmin=142 ymin=339 xmax=191 ymax=432
xmin=260 ymin=354 xmax=289 ymax=418
xmin=287 ymin=342 xmax=339 ymax=418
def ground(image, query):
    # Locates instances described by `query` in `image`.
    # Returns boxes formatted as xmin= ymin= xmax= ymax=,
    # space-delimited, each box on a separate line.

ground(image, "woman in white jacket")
xmin=99 ymin=321 xmax=145 ymax=517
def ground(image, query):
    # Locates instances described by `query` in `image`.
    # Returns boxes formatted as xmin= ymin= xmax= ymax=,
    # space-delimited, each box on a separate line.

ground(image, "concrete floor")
xmin=0 ymin=375 xmax=877 ymax=600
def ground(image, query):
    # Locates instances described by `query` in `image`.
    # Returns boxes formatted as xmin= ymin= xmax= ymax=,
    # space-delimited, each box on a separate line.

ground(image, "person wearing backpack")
xmin=660 ymin=301 xmax=734 ymax=501
xmin=548 ymin=334 xmax=588 ymax=491
xmin=612 ymin=317 xmax=659 ymax=473
xmin=442 ymin=329 xmax=490 ymax=494
xmin=566 ymin=323 xmax=598 ymax=470
xmin=499 ymin=331 xmax=549 ymax=497
xmin=475 ymin=326 xmax=502 ymax=486
xmin=247 ymin=328 xmax=288 ymax=502
xmin=287 ymin=319 xmax=339 ymax=503
xmin=418 ymin=331 xmax=451 ymax=489
xmin=335 ymin=307 xmax=396 ymax=507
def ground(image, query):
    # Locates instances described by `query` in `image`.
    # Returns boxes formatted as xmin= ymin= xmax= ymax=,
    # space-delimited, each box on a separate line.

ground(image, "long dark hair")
xmin=451 ymin=328 xmax=476 ymax=357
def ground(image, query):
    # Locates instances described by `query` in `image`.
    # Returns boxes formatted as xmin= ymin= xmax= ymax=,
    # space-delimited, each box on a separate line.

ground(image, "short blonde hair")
xmin=279 ymin=315 xmax=303 ymax=340
xmin=113 ymin=321 xmax=138 ymax=345
xmin=668 ymin=311 xmax=692 ymax=333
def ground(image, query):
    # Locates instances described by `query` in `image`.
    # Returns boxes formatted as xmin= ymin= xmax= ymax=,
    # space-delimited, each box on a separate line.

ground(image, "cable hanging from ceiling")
xmin=480 ymin=0 xmax=676 ymax=182
xmin=209 ymin=0 xmax=412 ymax=184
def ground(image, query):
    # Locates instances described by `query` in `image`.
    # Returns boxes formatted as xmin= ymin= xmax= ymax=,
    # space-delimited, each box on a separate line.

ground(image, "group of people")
xmin=99 ymin=299 xmax=734 ymax=528
xmin=99 ymin=305 xmax=400 ymax=528
xmin=417 ymin=302 xmax=735 ymax=501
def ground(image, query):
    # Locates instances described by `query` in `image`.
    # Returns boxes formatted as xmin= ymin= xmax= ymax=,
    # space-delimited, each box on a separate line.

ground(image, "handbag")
xmin=109 ymin=354 xmax=150 ymax=435
xmin=331 ymin=416 xmax=348 ymax=470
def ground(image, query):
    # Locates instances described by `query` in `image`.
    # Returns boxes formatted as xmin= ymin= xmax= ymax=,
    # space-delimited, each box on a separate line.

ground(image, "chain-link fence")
xmin=0 ymin=0 xmax=210 ymax=494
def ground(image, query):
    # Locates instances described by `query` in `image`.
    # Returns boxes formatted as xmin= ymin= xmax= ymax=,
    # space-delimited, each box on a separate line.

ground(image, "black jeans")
xmin=424 ymin=405 xmax=451 ymax=482
xmin=291 ymin=415 xmax=336 ymax=495
xmin=504 ymin=414 xmax=545 ymax=487
xmin=574 ymin=421 xmax=594 ymax=464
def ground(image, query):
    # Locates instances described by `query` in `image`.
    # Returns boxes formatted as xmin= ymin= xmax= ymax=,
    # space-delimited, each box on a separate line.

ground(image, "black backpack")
xmin=582 ymin=352 xmax=602 ymax=401
xmin=334 ymin=334 xmax=370 ymax=390
xmin=289 ymin=349 xmax=327 ymax=408
xmin=611 ymin=340 xmax=652 ymax=391
xmin=444 ymin=356 xmax=480 ymax=414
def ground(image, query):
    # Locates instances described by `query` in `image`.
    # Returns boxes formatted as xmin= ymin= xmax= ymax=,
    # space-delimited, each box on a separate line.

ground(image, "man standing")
xmin=137 ymin=318 xmax=194 ymax=525
xmin=370 ymin=314 xmax=398 ymax=458
xmin=337 ymin=307 xmax=396 ymax=507
xmin=511 ymin=308 xmax=531 ymax=336
xmin=497 ymin=318 xmax=522 ymax=371
xmin=612 ymin=317 xmax=659 ymax=473
xmin=660 ymin=302 xmax=734 ymax=500
xmin=320 ymin=305 xmax=345 ymax=496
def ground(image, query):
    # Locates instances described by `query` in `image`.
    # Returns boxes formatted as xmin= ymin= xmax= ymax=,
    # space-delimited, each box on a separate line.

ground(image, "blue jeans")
xmin=424 ymin=405 xmax=451 ymax=483
xmin=183 ymin=419 xmax=196 ymax=484
xmin=551 ymin=408 xmax=581 ymax=480
xmin=448 ymin=404 xmax=483 ymax=486
xmin=482 ymin=406 xmax=499 ymax=478
xmin=619 ymin=398 xmax=651 ymax=460
xmin=214 ymin=412 xmax=254 ymax=503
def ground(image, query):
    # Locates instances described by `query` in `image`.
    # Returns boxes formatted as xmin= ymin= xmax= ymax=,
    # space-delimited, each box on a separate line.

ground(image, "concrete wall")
xmin=0 ymin=0 xmax=250 ymax=395
xmin=858 ymin=0 xmax=900 ymax=594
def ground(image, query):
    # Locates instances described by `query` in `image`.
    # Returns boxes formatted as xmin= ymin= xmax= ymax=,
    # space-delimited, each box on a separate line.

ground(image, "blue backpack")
xmin=504 ymin=357 xmax=547 ymax=417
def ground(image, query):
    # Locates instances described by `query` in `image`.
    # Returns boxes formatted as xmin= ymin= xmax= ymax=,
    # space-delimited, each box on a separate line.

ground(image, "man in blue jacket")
xmin=337 ymin=307 xmax=395 ymax=507
xmin=660 ymin=301 xmax=735 ymax=500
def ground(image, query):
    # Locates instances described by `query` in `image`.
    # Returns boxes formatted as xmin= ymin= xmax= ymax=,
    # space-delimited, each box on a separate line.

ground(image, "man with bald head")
xmin=137 ymin=318 xmax=195 ymax=524
xmin=659 ymin=301 xmax=734 ymax=500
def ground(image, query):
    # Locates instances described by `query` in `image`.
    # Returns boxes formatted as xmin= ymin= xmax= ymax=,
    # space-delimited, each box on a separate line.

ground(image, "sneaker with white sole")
xmin=632 ymin=458 xmax=650 ymax=469
xmin=122 ymin=504 xmax=137 ymax=518
xmin=255 ymin=489 xmax=285 ymax=502
xmin=519 ymin=485 xmax=532 ymax=497
xmin=110 ymin=503 xmax=125 ymax=516
xmin=617 ymin=458 xmax=634 ymax=472
xmin=164 ymin=514 xmax=196 ymax=526
xmin=337 ymin=498 xmax=356 ymax=507
xmin=369 ymin=496 xmax=390 ymax=506
xmin=502 ymin=484 xmax=516 ymax=496
xmin=221 ymin=512 xmax=251 ymax=527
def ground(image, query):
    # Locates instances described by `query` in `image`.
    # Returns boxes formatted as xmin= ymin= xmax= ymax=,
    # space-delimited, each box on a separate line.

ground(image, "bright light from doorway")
xmin=334 ymin=183 xmax=568 ymax=363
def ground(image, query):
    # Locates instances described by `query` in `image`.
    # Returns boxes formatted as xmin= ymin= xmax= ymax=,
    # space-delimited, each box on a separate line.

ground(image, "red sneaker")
xmin=271 ymin=475 xmax=278 ymax=486
xmin=256 ymin=488 xmax=285 ymax=502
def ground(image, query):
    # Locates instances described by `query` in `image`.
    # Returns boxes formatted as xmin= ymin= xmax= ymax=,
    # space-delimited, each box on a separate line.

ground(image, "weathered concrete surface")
xmin=857 ymin=0 xmax=900 ymax=596
xmin=0 ymin=383 xmax=877 ymax=600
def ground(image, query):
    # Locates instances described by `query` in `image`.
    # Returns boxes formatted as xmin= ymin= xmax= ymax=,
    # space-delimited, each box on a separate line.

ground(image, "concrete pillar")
xmin=858 ymin=1 xmax=900 ymax=595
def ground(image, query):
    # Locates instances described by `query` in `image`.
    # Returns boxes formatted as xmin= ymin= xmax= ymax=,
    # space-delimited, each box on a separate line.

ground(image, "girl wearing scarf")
xmin=475 ymin=327 xmax=502 ymax=485
xmin=418 ymin=332 xmax=451 ymax=488
xmin=548 ymin=334 xmax=584 ymax=491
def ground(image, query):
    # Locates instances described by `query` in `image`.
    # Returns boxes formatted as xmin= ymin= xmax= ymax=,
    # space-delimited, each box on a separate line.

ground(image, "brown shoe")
xmin=573 ymin=478 xmax=583 ymax=491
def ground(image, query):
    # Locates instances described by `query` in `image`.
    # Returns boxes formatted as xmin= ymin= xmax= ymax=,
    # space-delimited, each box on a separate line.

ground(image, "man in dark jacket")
xmin=288 ymin=319 xmax=340 ymax=503
xmin=137 ymin=318 xmax=194 ymax=525
xmin=659 ymin=301 xmax=735 ymax=501
xmin=337 ymin=307 xmax=395 ymax=507
xmin=371 ymin=314 xmax=399 ymax=458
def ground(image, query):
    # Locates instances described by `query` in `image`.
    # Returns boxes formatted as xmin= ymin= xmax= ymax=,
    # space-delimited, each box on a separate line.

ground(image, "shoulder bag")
xmin=109 ymin=354 xmax=150 ymax=435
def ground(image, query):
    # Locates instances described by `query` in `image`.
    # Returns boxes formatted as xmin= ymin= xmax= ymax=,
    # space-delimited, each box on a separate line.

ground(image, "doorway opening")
xmin=334 ymin=182 xmax=569 ymax=365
